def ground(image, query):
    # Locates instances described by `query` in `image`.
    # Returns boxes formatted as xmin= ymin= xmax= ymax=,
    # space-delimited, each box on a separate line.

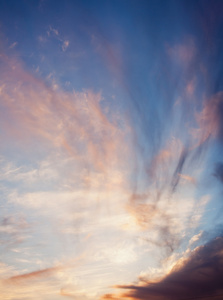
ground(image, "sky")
xmin=0 ymin=0 xmax=223 ymax=299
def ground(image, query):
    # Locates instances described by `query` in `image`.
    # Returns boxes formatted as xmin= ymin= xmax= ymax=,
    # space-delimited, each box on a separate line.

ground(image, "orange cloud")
xmin=178 ymin=173 xmax=196 ymax=185
xmin=4 ymin=266 xmax=61 ymax=284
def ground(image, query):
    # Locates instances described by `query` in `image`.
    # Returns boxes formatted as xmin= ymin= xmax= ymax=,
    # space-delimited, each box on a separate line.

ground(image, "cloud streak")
xmin=4 ymin=265 xmax=62 ymax=283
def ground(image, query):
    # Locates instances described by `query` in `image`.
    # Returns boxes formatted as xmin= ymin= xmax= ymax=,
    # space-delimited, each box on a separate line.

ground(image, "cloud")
xmin=60 ymin=289 xmax=77 ymax=298
xmin=167 ymin=38 xmax=197 ymax=66
xmin=113 ymin=36 xmax=223 ymax=262
xmin=214 ymin=162 xmax=223 ymax=184
xmin=46 ymin=26 xmax=70 ymax=52
xmin=1 ymin=21 xmax=223 ymax=300
xmin=62 ymin=40 xmax=70 ymax=51
xmin=0 ymin=214 xmax=31 ymax=249
xmin=102 ymin=236 xmax=223 ymax=300
xmin=124 ymin=132 xmax=206 ymax=255
xmin=0 ymin=264 xmax=64 ymax=300
xmin=0 ymin=254 xmax=86 ymax=299
xmin=4 ymin=265 xmax=61 ymax=283
xmin=9 ymin=42 xmax=17 ymax=49
xmin=0 ymin=49 xmax=134 ymax=299
xmin=170 ymin=146 xmax=189 ymax=193
xmin=0 ymin=155 xmax=64 ymax=190
xmin=189 ymin=231 xmax=203 ymax=246
xmin=47 ymin=25 xmax=59 ymax=37
xmin=178 ymin=173 xmax=196 ymax=185
xmin=0 ymin=53 xmax=129 ymax=175
xmin=125 ymin=192 xmax=207 ymax=258
xmin=192 ymin=92 xmax=223 ymax=147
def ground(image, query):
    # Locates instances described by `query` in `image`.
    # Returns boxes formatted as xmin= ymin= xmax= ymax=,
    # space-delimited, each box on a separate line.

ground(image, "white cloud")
xmin=189 ymin=231 xmax=203 ymax=246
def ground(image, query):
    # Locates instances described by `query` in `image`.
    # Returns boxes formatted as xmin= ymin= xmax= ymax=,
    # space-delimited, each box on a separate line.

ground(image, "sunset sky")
xmin=1 ymin=1 xmax=223 ymax=299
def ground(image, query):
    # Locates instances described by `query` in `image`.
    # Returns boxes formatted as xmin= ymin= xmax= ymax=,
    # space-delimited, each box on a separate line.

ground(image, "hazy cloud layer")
xmin=1 ymin=1 xmax=223 ymax=299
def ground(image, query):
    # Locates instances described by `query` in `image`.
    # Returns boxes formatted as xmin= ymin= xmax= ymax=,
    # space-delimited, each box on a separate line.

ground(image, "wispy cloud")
xmin=0 ymin=264 xmax=64 ymax=300
xmin=9 ymin=42 xmax=18 ymax=49
xmin=0 ymin=214 xmax=31 ymax=249
xmin=0 ymin=53 xmax=129 ymax=175
xmin=62 ymin=40 xmax=70 ymax=52
xmin=4 ymin=265 xmax=62 ymax=283
xmin=1 ymin=1 xmax=223 ymax=298
xmin=47 ymin=25 xmax=59 ymax=37
xmin=45 ymin=25 xmax=70 ymax=52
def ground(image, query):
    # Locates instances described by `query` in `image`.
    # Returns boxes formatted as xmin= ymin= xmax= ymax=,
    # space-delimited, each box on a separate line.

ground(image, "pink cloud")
xmin=0 ymin=53 xmax=130 ymax=176
xmin=191 ymin=91 xmax=223 ymax=147
xmin=167 ymin=38 xmax=196 ymax=66
xmin=4 ymin=265 xmax=61 ymax=283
